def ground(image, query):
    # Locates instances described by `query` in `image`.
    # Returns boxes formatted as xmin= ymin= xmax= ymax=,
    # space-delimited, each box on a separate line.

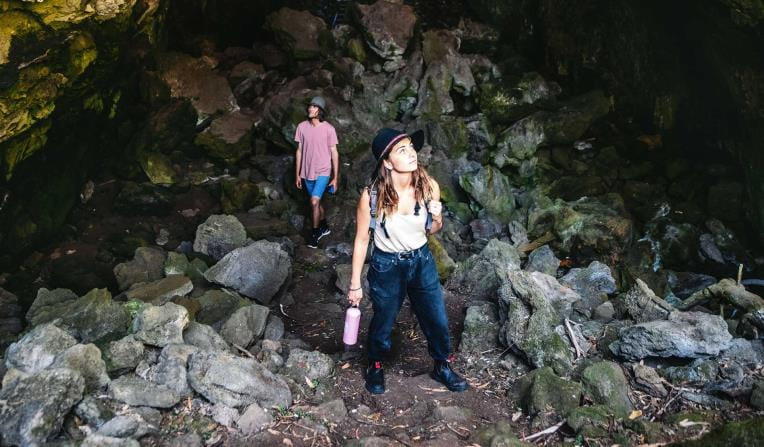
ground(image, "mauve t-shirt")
xmin=294 ymin=120 xmax=338 ymax=180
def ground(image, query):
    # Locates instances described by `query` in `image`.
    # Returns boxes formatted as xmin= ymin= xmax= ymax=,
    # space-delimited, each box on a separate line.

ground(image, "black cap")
xmin=370 ymin=128 xmax=425 ymax=180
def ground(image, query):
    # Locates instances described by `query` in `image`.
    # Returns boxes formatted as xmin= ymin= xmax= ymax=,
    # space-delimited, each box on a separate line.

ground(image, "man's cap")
xmin=309 ymin=96 xmax=326 ymax=110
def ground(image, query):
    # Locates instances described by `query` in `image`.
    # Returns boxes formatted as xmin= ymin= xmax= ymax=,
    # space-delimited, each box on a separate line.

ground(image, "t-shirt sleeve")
xmin=328 ymin=125 xmax=338 ymax=146
xmin=294 ymin=123 xmax=302 ymax=144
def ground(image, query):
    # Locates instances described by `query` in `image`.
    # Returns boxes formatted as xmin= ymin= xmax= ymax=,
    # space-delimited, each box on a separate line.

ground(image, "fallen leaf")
xmin=629 ymin=410 xmax=642 ymax=420
xmin=282 ymin=438 xmax=293 ymax=446
xmin=267 ymin=429 xmax=280 ymax=435
xmin=342 ymin=363 xmax=350 ymax=369
xmin=305 ymin=376 xmax=316 ymax=388
xmin=512 ymin=411 xmax=522 ymax=422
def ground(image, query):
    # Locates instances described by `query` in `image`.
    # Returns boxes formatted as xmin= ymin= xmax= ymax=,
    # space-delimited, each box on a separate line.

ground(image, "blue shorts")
xmin=303 ymin=175 xmax=333 ymax=199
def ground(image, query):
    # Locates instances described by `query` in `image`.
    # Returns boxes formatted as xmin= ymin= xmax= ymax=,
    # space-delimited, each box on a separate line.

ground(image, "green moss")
xmin=221 ymin=178 xmax=260 ymax=213
xmin=138 ymin=151 xmax=176 ymax=185
xmin=67 ymin=31 xmax=97 ymax=77
xmin=567 ymin=405 xmax=614 ymax=437
xmin=0 ymin=9 xmax=43 ymax=64
xmin=0 ymin=65 xmax=67 ymax=143
xmin=347 ymin=38 xmax=367 ymax=63
xmin=427 ymin=235 xmax=456 ymax=281
xmin=83 ymin=93 xmax=104 ymax=112
xmin=2 ymin=119 xmax=50 ymax=179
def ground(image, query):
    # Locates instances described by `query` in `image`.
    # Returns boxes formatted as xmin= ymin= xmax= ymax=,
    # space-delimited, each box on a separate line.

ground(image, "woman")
xmin=347 ymin=128 xmax=468 ymax=395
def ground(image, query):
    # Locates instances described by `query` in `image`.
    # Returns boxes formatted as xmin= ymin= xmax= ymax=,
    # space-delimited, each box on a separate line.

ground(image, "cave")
xmin=0 ymin=0 xmax=763 ymax=445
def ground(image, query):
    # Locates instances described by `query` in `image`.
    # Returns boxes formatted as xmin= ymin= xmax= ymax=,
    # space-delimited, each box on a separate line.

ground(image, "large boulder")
xmin=123 ymin=275 xmax=193 ymax=305
xmin=204 ymin=240 xmax=292 ymax=304
xmin=187 ymin=351 xmax=292 ymax=409
xmin=194 ymin=110 xmax=256 ymax=163
xmin=459 ymin=165 xmax=515 ymax=223
xmin=354 ymin=0 xmax=417 ymax=63
xmin=194 ymin=289 xmax=250 ymax=330
xmin=4 ymin=323 xmax=77 ymax=375
xmin=528 ymin=193 xmax=633 ymax=260
xmin=25 ymin=288 xmax=131 ymax=343
xmin=498 ymin=270 xmax=574 ymax=376
xmin=614 ymin=278 xmax=673 ymax=323
xmin=516 ymin=367 xmax=582 ymax=425
xmin=109 ymin=375 xmax=181 ymax=408
xmin=581 ymin=361 xmax=633 ymax=417
xmin=492 ymin=90 xmax=610 ymax=169
xmin=559 ymin=261 xmax=617 ymax=317
xmin=283 ymin=349 xmax=334 ymax=382
xmin=104 ymin=334 xmax=145 ymax=372
xmin=193 ymin=214 xmax=248 ymax=261
xmin=448 ymin=239 xmax=521 ymax=300
xmin=183 ymin=321 xmax=232 ymax=353
xmin=265 ymin=8 xmax=328 ymax=60
xmin=459 ymin=302 xmax=501 ymax=353
xmin=157 ymin=52 xmax=237 ymax=120
xmin=414 ymin=29 xmax=476 ymax=117
xmin=51 ymin=343 xmax=110 ymax=392
xmin=478 ymin=72 xmax=560 ymax=125
xmin=112 ymin=247 xmax=166 ymax=292
xmin=220 ymin=304 xmax=270 ymax=348
xmin=0 ymin=368 xmax=85 ymax=446
xmin=132 ymin=303 xmax=189 ymax=347
xmin=610 ymin=311 xmax=734 ymax=360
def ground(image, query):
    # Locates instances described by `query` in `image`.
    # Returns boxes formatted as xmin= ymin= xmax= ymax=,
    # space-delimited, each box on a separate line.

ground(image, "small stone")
xmin=105 ymin=335 xmax=145 ymax=372
xmin=310 ymin=399 xmax=347 ymax=424
xmin=109 ymin=375 xmax=181 ymax=408
xmin=524 ymin=245 xmax=560 ymax=277
xmin=113 ymin=247 xmax=167 ymax=291
xmin=4 ymin=323 xmax=77 ymax=374
xmin=237 ymin=403 xmax=273 ymax=435
xmin=263 ymin=315 xmax=285 ymax=340
xmin=593 ymin=301 xmax=615 ymax=322
xmin=284 ymin=349 xmax=334 ymax=382
xmin=193 ymin=214 xmax=248 ymax=260
xmin=432 ymin=405 xmax=472 ymax=425
xmin=124 ymin=275 xmax=193 ymax=305
xmin=221 ymin=304 xmax=270 ymax=348
xmin=82 ymin=434 xmax=140 ymax=447
xmin=183 ymin=321 xmax=231 ymax=352
xmin=211 ymin=403 xmax=239 ymax=427
xmin=132 ymin=303 xmax=189 ymax=347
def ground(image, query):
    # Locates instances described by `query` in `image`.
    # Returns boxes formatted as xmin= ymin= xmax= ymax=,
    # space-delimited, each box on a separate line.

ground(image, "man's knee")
xmin=309 ymin=196 xmax=321 ymax=208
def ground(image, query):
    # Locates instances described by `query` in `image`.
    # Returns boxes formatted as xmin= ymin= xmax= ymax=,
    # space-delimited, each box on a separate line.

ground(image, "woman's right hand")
xmin=348 ymin=287 xmax=363 ymax=306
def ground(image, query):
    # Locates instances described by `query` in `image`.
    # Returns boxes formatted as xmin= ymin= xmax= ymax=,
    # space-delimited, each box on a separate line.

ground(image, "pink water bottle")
xmin=342 ymin=306 xmax=361 ymax=345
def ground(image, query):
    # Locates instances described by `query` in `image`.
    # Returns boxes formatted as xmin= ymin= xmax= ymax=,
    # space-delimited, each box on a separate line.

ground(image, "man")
xmin=294 ymin=96 xmax=339 ymax=248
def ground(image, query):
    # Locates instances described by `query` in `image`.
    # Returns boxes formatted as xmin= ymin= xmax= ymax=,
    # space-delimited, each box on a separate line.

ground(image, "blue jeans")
xmin=366 ymin=244 xmax=451 ymax=362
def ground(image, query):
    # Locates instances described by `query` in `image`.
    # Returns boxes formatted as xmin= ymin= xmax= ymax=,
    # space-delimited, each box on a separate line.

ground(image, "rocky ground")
xmin=1 ymin=1 xmax=764 ymax=446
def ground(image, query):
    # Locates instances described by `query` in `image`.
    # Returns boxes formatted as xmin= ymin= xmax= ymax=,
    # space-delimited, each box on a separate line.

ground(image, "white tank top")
xmin=373 ymin=207 xmax=428 ymax=253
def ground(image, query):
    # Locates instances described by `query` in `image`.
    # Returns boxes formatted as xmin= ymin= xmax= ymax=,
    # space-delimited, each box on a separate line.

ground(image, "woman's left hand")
xmin=429 ymin=200 xmax=442 ymax=218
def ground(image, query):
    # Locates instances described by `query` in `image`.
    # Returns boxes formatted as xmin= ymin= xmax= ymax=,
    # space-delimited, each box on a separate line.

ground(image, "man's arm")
xmin=295 ymin=143 xmax=302 ymax=189
xmin=329 ymin=144 xmax=339 ymax=192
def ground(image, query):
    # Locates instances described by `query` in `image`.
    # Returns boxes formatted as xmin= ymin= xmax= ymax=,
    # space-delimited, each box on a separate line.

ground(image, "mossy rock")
xmin=581 ymin=361 xmax=633 ymax=417
xmin=67 ymin=31 xmax=97 ymax=77
xmin=221 ymin=178 xmax=260 ymax=214
xmin=347 ymin=38 xmax=367 ymax=63
xmin=0 ymin=9 xmax=44 ymax=65
xmin=0 ymin=65 xmax=67 ymax=145
xmin=676 ymin=417 xmax=764 ymax=447
xmin=459 ymin=165 xmax=515 ymax=224
xmin=517 ymin=366 xmax=582 ymax=419
xmin=566 ymin=405 xmax=615 ymax=437
xmin=427 ymin=235 xmax=456 ymax=281
xmin=471 ymin=420 xmax=533 ymax=447
xmin=2 ymin=119 xmax=51 ymax=180
xmin=138 ymin=151 xmax=177 ymax=185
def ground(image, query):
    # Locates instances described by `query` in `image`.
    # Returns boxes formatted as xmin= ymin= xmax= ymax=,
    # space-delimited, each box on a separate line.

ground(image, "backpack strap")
xmin=368 ymin=186 xmax=378 ymax=234
xmin=424 ymin=200 xmax=433 ymax=234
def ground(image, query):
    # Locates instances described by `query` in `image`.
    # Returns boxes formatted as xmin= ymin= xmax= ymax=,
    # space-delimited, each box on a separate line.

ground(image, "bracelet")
xmin=349 ymin=286 xmax=362 ymax=292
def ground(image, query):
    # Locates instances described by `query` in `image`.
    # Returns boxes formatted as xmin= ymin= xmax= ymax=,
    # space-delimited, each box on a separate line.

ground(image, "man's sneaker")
xmin=306 ymin=231 xmax=319 ymax=249
xmin=317 ymin=225 xmax=331 ymax=241
xmin=365 ymin=361 xmax=385 ymax=394
xmin=430 ymin=357 xmax=468 ymax=392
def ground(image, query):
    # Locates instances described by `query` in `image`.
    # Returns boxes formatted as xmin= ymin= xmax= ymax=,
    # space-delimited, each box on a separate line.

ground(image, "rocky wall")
xmin=0 ymin=0 xmax=170 ymax=263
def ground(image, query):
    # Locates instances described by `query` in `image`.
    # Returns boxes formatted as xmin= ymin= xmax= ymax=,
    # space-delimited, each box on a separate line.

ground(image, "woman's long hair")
xmin=373 ymin=160 xmax=433 ymax=219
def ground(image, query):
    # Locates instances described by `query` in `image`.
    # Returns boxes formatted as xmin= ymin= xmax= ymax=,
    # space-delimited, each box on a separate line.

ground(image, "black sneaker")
xmin=431 ymin=357 xmax=469 ymax=392
xmin=306 ymin=231 xmax=319 ymax=249
xmin=365 ymin=361 xmax=385 ymax=394
xmin=317 ymin=225 xmax=331 ymax=241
